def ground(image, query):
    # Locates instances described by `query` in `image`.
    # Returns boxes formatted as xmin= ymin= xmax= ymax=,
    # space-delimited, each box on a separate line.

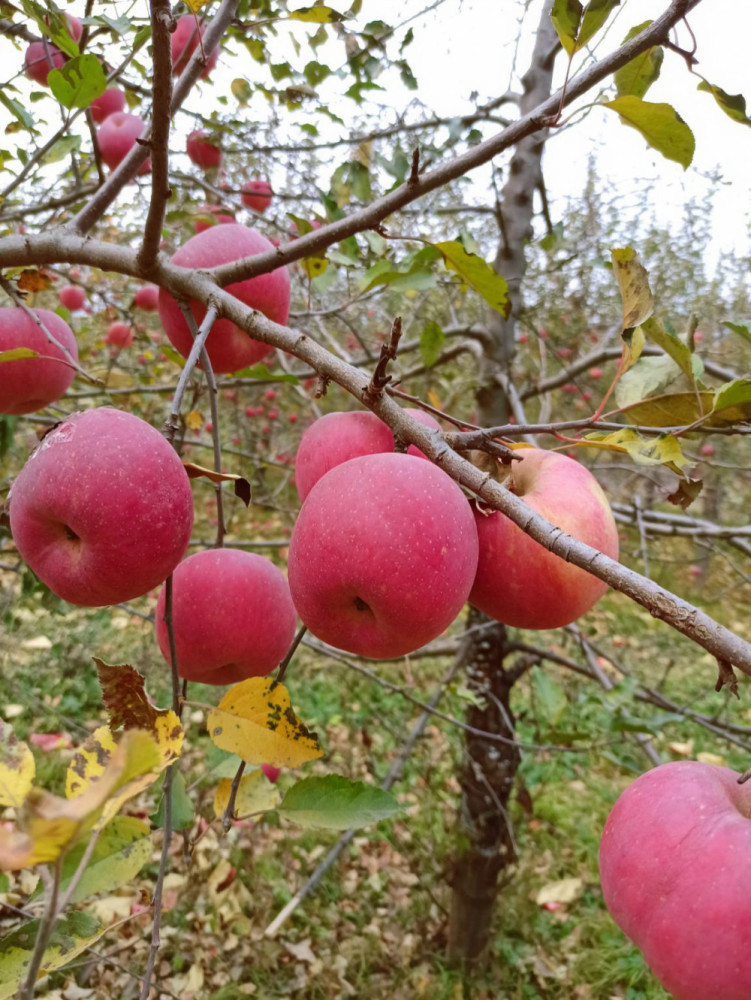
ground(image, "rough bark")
xmin=448 ymin=2 xmax=559 ymax=963
xmin=447 ymin=614 xmax=521 ymax=961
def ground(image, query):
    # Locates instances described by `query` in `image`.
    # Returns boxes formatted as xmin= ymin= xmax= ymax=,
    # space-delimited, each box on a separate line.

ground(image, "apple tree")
xmin=1 ymin=0 xmax=751 ymax=996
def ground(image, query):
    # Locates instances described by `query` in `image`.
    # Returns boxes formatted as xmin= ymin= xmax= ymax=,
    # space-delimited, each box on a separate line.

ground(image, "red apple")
xmin=24 ymin=41 xmax=65 ymax=86
xmin=59 ymin=286 xmax=86 ymax=311
xmin=158 ymin=224 xmax=290 ymax=374
xmin=0 ymin=308 xmax=78 ymax=415
xmin=403 ymin=407 xmax=441 ymax=458
xmin=134 ymin=284 xmax=160 ymax=311
xmin=288 ymin=452 xmax=479 ymax=659
xmin=105 ymin=322 xmax=134 ymax=348
xmin=97 ymin=112 xmax=151 ymax=174
xmin=154 ymin=549 xmax=297 ymax=684
xmin=9 ymin=408 xmax=194 ymax=606
xmin=261 ymin=764 xmax=281 ymax=783
xmin=241 ymin=180 xmax=273 ymax=213
xmin=589 ymin=367 xmax=603 ymax=379
xmin=294 ymin=411 xmax=394 ymax=502
xmin=171 ymin=15 xmax=219 ymax=78
xmin=90 ymin=88 xmax=126 ymax=123
xmin=700 ymin=443 xmax=715 ymax=457
xmin=186 ymin=130 xmax=222 ymax=170
xmin=193 ymin=204 xmax=235 ymax=234
xmin=469 ymin=447 xmax=619 ymax=629
xmin=600 ymin=761 xmax=751 ymax=1000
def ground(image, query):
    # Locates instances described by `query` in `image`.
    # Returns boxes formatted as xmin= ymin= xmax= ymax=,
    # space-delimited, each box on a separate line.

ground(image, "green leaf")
xmin=0 ymin=91 xmax=34 ymax=131
xmin=614 ymin=21 xmax=663 ymax=98
xmin=228 ymin=363 xmax=299 ymax=383
xmin=603 ymin=97 xmax=695 ymax=169
xmin=160 ymin=345 xmax=186 ymax=369
xmin=359 ymin=259 xmax=436 ymax=294
xmin=40 ymin=134 xmax=81 ymax=165
xmin=0 ymin=348 xmax=38 ymax=362
xmin=551 ymin=0 xmax=583 ymax=55
xmin=433 ymin=241 xmax=510 ymax=316
xmin=0 ymin=911 xmax=107 ymax=1000
xmin=532 ymin=669 xmax=567 ymax=727
xmin=713 ymin=378 xmax=751 ymax=416
xmin=697 ymin=80 xmax=751 ymax=126
xmin=300 ymin=255 xmax=329 ymax=280
xmin=150 ymin=770 xmax=194 ymax=832
xmin=48 ymin=54 xmax=107 ymax=109
xmin=419 ymin=321 xmax=445 ymax=368
xmin=29 ymin=817 xmax=150 ymax=904
xmin=577 ymin=0 xmax=620 ymax=50
xmin=231 ymin=78 xmax=252 ymax=104
xmin=289 ymin=5 xmax=346 ymax=22
xmin=279 ymin=776 xmax=400 ymax=830
xmin=614 ymin=354 xmax=683 ymax=408
xmin=640 ymin=316 xmax=695 ymax=380
xmin=722 ymin=321 xmax=751 ymax=346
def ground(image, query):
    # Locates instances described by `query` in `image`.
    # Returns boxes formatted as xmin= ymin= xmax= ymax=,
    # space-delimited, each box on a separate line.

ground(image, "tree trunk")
xmin=448 ymin=1 xmax=559 ymax=963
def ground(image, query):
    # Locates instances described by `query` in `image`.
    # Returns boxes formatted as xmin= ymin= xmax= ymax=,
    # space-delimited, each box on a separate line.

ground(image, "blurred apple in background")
xmin=241 ymin=180 xmax=273 ymax=212
xmin=0 ymin=308 xmax=78 ymax=415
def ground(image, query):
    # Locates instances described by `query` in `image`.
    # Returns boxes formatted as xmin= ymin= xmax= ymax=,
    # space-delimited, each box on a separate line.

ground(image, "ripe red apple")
xmin=171 ymin=15 xmax=219 ymax=78
xmin=9 ymin=408 xmax=194 ymax=606
xmin=90 ymin=87 xmax=126 ymax=123
xmin=105 ymin=322 xmax=134 ymax=348
xmin=589 ymin=366 xmax=603 ymax=379
xmin=0 ymin=308 xmax=78 ymax=415
xmin=97 ymin=112 xmax=151 ymax=174
xmin=241 ymin=180 xmax=273 ymax=212
xmin=186 ymin=130 xmax=222 ymax=170
xmin=261 ymin=764 xmax=281 ymax=783
xmin=469 ymin=447 xmax=619 ymax=629
xmin=294 ymin=411 xmax=394 ymax=502
xmin=600 ymin=761 xmax=751 ymax=1000
xmin=288 ymin=453 xmax=479 ymax=659
xmin=193 ymin=204 xmax=235 ymax=234
xmin=158 ymin=224 xmax=290 ymax=374
xmin=24 ymin=41 xmax=65 ymax=86
xmin=403 ymin=407 xmax=441 ymax=458
xmin=134 ymin=284 xmax=160 ymax=311
xmin=154 ymin=549 xmax=297 ymax=684
xmin=59 ymin=286 xmax=86 ymax=311
xmin=700 ymin=443 xmax=715 ymax=457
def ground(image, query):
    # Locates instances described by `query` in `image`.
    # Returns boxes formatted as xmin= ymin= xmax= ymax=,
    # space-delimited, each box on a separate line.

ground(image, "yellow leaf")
xmin=535 ymin=877 xmax=584 ymax=906
xmin=185 ymin=409 xmax=203 ymax=431
xmin=207 ymin=679 xmax=323 ymax=767
xmin=66 ymin=726 xmax=117 ymax=798
xmin=213 ymin=769 xmax=280 ymax=820
xmin=93 ymin=659 xmax=184 ymax=770
xmin=0 ymin=721 xmax=35 ymax=808
xmin=580 ymin=428 xmax=689 ymax=472
xmin=16 ymin=268 xmax=52 ymax=292
xmin=611 ymin=247 xmax=654 ymax=331
xmin=11 ymin=730 xmax=163 ymax=867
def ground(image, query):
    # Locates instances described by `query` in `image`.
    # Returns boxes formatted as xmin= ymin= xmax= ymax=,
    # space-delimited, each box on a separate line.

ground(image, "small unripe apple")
xmin=105 ymin=322 xmax=134 ymax=348
xmin=154 ymin=549 xmax=297 ymax=684
xmin=193 ymin=204 xmax=235 ymax=233
xmin=600 ymin=761 xmax=751 ymax=1000
xmin=97 ymin=112 xmax=151 ymax=174
xmin=59 ymin=286 xmax=86 ymax=311
xmin=470 ymin=447 xmax=619 ymax=629
xmin=9 ymin=408 xmax=194 ymax=605
xmin=90 ymin=88 xmax=126 ymax=123
xmin=0 ymin=308 xmax=78 ymax=414
xmin=24 ymin=41 xmax=65 ymax=86
xmin=134 ymin=285 xmax=160 ymax=311
xmin=171 ymin=15 xmax=219 ymax=78
xmin=288 ymin=452 xmax=479 ymax=658
xmin=241 ymin=180 xmax=273 ymax=212
xmin=159 ymin=224 xmax=290 ymax=374
xmin=186 ymin=130 xmax=222 ymax=170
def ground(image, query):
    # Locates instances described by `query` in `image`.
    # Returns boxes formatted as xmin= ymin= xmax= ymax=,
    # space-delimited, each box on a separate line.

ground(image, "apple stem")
xmin=274 ymin=624 xmax=308 ymax=687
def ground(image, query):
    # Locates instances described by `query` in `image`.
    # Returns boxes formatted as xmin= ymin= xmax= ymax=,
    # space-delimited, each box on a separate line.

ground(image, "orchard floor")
xmin=2 ymin=548 xmax=748 ymax=1000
